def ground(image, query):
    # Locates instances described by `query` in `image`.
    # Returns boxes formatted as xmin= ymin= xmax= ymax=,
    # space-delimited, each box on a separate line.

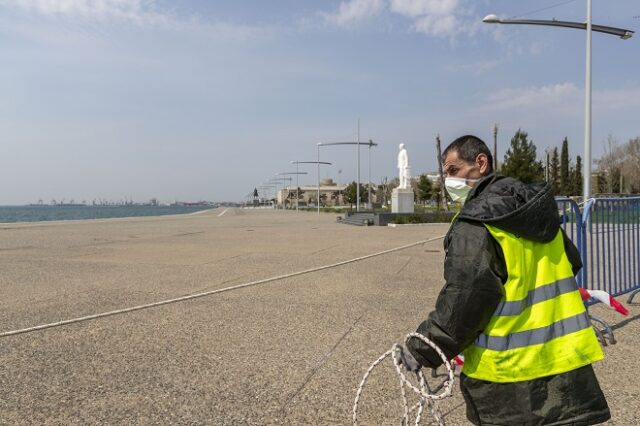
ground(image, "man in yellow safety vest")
xmin=398 ymin=135 xmax=610 ymax=425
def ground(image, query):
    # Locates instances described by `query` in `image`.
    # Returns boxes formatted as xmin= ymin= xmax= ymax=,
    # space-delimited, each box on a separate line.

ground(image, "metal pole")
xmin=493 ymin=124 xmax=498 ymax=172
xmin=436 ymin=134 xmax=449 ymax=211
xmin=357 ymin=119 xmax=360 ymax=212
xmin=368 ymin=140 xmax=372 ymax=210
xmin=296 ymin=162 xmax=299 ymax=212
xmin=338 ymin=169 xmax=342 ymax=206
xmin=317 ymin=144 xmax=320 ymax=215
xmin=546 ymin=150 xmax=550 ymax=182
xmin=584 ymin=0 xmax=592 ymax=201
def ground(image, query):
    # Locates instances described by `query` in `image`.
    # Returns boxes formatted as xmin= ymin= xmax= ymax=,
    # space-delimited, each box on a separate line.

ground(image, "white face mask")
xmin=444 ymin=176 xmax=480 ymax=203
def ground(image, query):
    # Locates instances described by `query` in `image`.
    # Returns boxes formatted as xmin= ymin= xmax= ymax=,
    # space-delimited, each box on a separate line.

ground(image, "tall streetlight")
xmin=263 ymin=181 xmax=279 ymax=206
xmin=258 ymin=184 xmax=277 ymax=207
xmin=483 ymin=8 xmax=633 ymax=200
xmin=318 ymin=140 xmax=378 ymax=211
xmin=269 ymin=176 xmax=292 ymax=209
xmin=258 ymin=182 xmax=274 ymax=205
xmin=278 ymin=171 xmax=308 ymax=211
xmin=291 ymin=160 xmax=332 ymax=215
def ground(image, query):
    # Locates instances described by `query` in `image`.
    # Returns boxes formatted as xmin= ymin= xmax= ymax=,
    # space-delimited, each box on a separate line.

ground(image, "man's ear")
xmin=476 ymin=153 xmax=490 ymax=175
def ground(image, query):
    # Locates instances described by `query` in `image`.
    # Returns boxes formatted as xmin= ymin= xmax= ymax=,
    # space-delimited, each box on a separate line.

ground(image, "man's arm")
xmin=407 ymin=220 xmax=506 ymax=368
xmin=561 ymin=228 xmax=583 ymax=276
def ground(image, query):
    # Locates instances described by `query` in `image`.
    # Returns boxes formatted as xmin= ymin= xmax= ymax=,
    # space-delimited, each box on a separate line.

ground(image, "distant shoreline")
xmin=0 ymin=205 xmax=216 ymax=225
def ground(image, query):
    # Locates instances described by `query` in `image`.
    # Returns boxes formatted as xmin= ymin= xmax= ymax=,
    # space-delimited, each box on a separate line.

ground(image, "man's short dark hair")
xmin=442 ymin=135 xmax=494 ymax=173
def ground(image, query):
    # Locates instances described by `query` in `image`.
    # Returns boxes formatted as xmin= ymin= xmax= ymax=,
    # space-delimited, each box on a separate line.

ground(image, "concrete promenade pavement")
xmin=0 ymin=208 xmax=638 ymax=425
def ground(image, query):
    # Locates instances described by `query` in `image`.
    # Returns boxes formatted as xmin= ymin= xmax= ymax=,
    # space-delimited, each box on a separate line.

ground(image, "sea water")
xmin=0 ymin=205 xmax=214 ymax=224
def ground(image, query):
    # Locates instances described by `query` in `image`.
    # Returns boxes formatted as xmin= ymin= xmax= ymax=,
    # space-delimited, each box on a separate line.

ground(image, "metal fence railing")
xmin=555 ymin=197 xmax=640 ymax=344
xmin=557 ymin=197 xmax=640 ymax=303
xmin=556 ymin=197 xmax=585 ymax=286
xmin=582 ymin=197 xmax=640 ymax=302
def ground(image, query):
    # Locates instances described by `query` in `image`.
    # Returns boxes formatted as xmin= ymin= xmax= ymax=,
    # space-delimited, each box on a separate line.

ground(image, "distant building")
xmin=278 ymin=178 xmax=348 ymax=207
xmin=425 ymin=173 xmax=441 ymax=184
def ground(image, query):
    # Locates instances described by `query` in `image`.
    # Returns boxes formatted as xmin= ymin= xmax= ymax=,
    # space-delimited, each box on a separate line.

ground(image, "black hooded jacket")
xmin=407 ymin=174 xmax=610 ymax=425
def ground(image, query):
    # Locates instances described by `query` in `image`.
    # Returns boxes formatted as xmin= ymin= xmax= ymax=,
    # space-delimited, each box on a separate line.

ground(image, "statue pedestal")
xmin=392 ymin=188 xmax=414 ymax=213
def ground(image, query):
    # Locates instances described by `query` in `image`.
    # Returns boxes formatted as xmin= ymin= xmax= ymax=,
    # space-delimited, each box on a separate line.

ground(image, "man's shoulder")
xmin=445 ymin=217 xmax=492 ymax=248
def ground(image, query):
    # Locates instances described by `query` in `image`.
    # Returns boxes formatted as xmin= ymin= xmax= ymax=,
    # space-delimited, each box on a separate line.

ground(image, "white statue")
xmin=397 ymin=143 xmax=410 ymax=189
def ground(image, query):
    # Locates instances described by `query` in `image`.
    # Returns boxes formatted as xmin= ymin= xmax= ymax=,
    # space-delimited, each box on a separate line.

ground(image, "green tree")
xmin=611 ymin=167 xmax=622 ymax=193
xmin=343 ymin=181 xmax=367 ymax=209
xmin=330 ymin=190 xmax=340 ymax=206
xmin=549 ymin=147 xmax=561 ymax=194
xmin=377 ymin=177 xmax=393 ymax=208
xmin=376 ymin=185 xmax=385 ymax=207
xmin=596 ymin=173 xmax=607 ymax=193
xmin=286 ymin=188 xmax=304 ymax=209
xmin=432 ymin=182 xmax=443 ymax=210
xmin=501 ymin=129 xmax=544 ymax=184
xmin=560 ymin=137 xmax=571 ymax=195
xmin=416 ymin=174 xmax=433 ymax=206
xmin=572 ymin=155 xmax=583 ymax=196
xmin=360 ymin=184 xmax=369 ymax=204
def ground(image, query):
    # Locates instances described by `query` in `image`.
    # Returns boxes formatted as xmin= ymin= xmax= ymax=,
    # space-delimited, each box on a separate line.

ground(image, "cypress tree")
xmin=573 ymin=155 xmax=583 ymax=196
xmin=550 ymin=147 xmax=560 ymax=194
xmin=501 ymin=129 xmax=544 ymax=184
xmin=560 ymin=137 xmax=570 ymax=195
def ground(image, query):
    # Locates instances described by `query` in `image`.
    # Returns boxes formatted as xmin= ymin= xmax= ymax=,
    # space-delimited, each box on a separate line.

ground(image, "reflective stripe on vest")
xmin=492 ymin=276 xmax=577 ymax=317
xmin=474 ymin=311 xmax=591 ymax=351
xmin=462 ymin=225 xmax=604 ymax=383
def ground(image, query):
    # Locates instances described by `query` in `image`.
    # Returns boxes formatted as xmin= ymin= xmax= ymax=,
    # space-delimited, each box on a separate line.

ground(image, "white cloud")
xmin=4 ymin=0 xmax=160 ymax=23
xmin=400 ymin=0 xmax=481 ymax=38
xmin=320 ymin=0 xmax=479 ymax=37
xmin=444 ymin=59 xmax=500 ymax=75
xmin=322 ymin=0 xmax=385 ymax=26
xmin=389 ymin=0 xmax=458 ymax=18
xmin=594 ymin=87 xmax=640 ymax=111
xmin=487 ymin=82 xmax=581 ymax=110
xmin=0 ymin=0 xmax=277 ymax=41
xmin=411 ymin=13 xmax=459 ymax=37
xmin=485 ymin=82 xmax=640 ymax=114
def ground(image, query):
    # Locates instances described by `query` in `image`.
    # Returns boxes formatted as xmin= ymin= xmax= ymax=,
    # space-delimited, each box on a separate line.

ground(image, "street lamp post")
xmin=367 ymin=139 xmax=373 ymax=209
xmin=482 ymin=14 xmax=633 ymax=38
xmin=291 ymin=160 xmax=332 ymax=215
xmin=318 ymin=140 xmax=378 ymax=212
xmin=483 ymin=10 xmax=633 ymax=200
xmin=278 ymin=171 xmax=308 ymax=211
xmin=338 ymin=168 xmax=342 ymax=206
xmin=318 ymin=144 xmax=321 ymax=214
xmin=545 ymin=148 xmax=550 ymax=183
xmin=258 ymin=184 xmax=277 ymax=207
xmin=357 ymin=120 xmax=360 ymax=212
xmin=269 ymin=177 xmax=292 ymax=209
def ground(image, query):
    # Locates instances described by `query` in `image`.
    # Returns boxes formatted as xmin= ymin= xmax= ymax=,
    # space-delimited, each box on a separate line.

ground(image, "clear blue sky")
xmin=1 ymin=0 xmax=638 ymax=204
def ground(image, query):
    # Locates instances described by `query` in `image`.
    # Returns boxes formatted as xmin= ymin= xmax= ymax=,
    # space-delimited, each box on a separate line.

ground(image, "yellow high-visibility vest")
xmin=462 ymin=225 xmax=604 ymax=383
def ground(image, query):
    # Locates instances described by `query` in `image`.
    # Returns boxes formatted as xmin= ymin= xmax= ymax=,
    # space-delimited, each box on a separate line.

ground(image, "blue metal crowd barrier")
xmin=556 ymin=197 xmax=585 ymax=286
xmin=556 ymin=197 xmax=640 ymax=302
xmin=582 ymin=197 xmax=640 ymax=302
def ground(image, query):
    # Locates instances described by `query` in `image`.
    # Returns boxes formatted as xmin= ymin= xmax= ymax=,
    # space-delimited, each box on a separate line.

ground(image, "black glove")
xmin=397 ymin=344 xmax=421 ymax=372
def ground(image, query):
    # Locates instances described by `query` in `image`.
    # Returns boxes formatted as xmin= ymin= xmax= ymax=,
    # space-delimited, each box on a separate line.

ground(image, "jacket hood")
xmin=458 ymin=174 xmax=559 ymax=242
